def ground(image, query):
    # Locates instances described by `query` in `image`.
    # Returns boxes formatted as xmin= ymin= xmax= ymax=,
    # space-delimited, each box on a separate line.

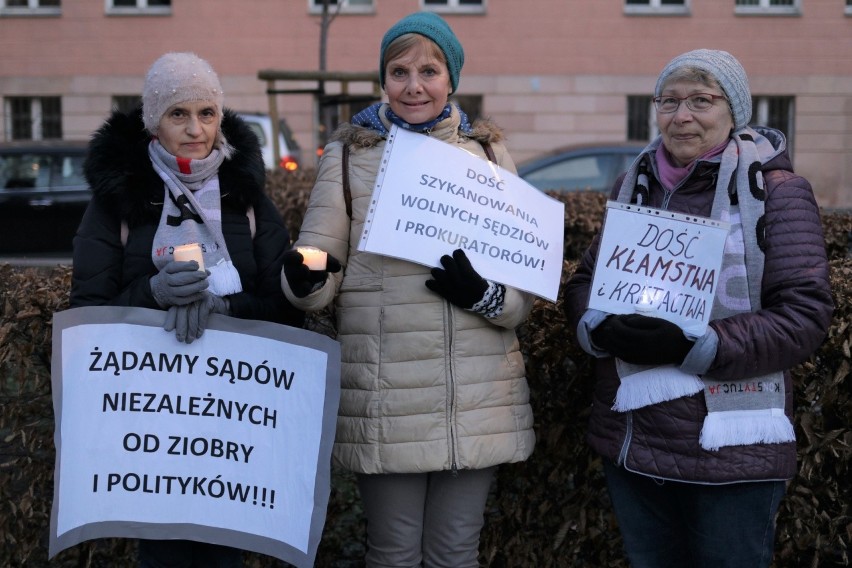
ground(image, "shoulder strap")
xmin=342 ymin=143 xmax=352 ymax=218
xmin=480 ymin=141 xmax=496 ymax=163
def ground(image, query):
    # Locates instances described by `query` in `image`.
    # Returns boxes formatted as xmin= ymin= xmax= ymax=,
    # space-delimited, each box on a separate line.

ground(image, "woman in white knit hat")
xmin=70 ymin=52 xmax=303 ymax=566
xmin=564 ymin=49 xmax=833 ymax=567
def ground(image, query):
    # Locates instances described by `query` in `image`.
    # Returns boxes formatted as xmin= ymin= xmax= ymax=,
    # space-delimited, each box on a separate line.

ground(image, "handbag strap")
xmin=342 ymin=144 xmax=352 ymax=218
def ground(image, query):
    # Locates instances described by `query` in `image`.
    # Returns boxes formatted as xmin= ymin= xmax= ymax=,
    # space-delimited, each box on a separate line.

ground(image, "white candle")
xmin=297 ymin=246 xmax=327 ymax=271
xmin=635 ymin=288 xmax=655 ymax=313
xmin=173 ymin=243 xmax=205 ymax=271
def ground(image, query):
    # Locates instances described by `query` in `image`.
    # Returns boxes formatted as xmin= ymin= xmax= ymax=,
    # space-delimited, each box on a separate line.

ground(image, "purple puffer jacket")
xmin=563 ymin=128 xmax=834 ymax=484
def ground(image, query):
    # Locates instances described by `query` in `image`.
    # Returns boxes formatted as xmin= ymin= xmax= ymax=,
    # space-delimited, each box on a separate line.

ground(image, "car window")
xmin=524 ymin=155 xmax=615 ymax=192
xmin=55 ymin=154 xmax=87 ymax=187
xmin=278 ymin=119 xmax=300 ymax=152
xmin=0 ymin=153 xmax=51 ymax=190
xmin=244 ymin=122 xmax=267 ymax=146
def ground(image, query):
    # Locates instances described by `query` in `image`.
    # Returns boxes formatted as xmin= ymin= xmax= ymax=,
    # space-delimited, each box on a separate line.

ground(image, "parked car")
xmin=0 ymin=140 xmax=90 ymax=254
xmin=517 ymin=142 xmax=645 ymax=193
xmin=236 ymin=112 xmax=302 ymax=172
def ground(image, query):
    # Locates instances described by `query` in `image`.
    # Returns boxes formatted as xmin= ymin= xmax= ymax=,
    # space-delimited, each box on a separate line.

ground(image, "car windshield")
xmin=523 ymin=154 xmax=616 ymax=192
xmin=0 ymin=152 xmax=86 ymax=189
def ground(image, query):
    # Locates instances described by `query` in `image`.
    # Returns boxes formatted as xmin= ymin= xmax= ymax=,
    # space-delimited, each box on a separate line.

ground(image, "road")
xmin=0 ymin=254 xmax=72 ymax=267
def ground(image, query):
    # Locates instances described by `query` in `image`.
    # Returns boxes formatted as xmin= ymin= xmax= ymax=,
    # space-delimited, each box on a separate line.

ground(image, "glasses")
xmin=653 ymin=93 xmax=728 ymax=113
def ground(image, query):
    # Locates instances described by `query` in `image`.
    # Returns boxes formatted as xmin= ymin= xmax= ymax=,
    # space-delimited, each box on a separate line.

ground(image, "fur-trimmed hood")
xmin=330 ymin=103 xmax=506 ymax=150
xmin=84 ymin=106 xmax=265 ymax=226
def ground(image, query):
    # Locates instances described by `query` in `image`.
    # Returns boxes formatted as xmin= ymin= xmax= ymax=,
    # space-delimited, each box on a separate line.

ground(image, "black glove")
xmin=282 ymin=248 xmax=341 ymax=298
xmin=150 ymin=260 xmax=208 ymax=308
xmin=425 ymin=249 xmax=488 ymax=309
xmin=164 ymin=292 xmax=230 ymax=344
xmin=590 ymin=313 xmax=694 ymax=366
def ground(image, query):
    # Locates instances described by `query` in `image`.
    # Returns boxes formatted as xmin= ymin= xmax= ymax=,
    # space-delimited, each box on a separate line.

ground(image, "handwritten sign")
xmin=357 ymin=126 xmax=564 ymax=302
xmin=588 ymin=201 xmax=730 ymax=335
xmin=49 ymin=306 xmax=341 ymax=567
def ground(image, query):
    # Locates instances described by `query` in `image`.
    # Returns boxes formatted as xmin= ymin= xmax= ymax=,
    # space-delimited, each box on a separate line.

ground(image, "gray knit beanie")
xmin=142 ymin=52 xmax=224 ymax=135
xmin=655 ymin=49 xmax=752 ymax=130
xmin=380 ymin=11 xmax=464 ymax=93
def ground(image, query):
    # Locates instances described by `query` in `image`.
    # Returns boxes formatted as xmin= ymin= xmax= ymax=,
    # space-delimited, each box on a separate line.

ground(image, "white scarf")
xmin=612 ymin=128 xmax=793 ymax=451
xmin=148 ymin=140 xmax=242 ymax=297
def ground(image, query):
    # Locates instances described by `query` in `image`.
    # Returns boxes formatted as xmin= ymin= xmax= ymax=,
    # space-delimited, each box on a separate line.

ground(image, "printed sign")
xmin=588 ymin=201 xmax=730 ymax=335
xmin=357 ymin=126 xmax=564 ymax=302
xmin=49 ymin=306 xmax=341 ymax=567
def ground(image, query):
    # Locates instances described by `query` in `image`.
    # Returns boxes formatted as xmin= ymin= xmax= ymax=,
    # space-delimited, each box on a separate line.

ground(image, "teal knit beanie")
xmin=655 ymin=49 xmax=752 ymax=131
xmin=380 ymin=12 xmax=464 ymax=93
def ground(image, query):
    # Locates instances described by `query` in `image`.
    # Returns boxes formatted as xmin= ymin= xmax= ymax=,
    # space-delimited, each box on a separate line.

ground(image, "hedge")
xmin=1 ymin=169 xmax=849 ymax=567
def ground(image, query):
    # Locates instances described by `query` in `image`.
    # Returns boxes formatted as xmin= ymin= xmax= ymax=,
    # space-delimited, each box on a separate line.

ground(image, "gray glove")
xmin=150 ymin=260 xmax=208 ymax=308
xmin=164 ymin=292 xmax=229 ymax=344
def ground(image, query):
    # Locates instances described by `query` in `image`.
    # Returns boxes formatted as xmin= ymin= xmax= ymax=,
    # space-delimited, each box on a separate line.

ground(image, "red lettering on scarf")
xmin=177 ymin=157 xmax=192 ymax=174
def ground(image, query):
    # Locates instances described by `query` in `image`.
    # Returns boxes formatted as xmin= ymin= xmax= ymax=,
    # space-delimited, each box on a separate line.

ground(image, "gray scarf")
xmin=148 ymin=140 xmax=242 ymax=296
xmin=612 ymin=127 xmax=793 ymax=451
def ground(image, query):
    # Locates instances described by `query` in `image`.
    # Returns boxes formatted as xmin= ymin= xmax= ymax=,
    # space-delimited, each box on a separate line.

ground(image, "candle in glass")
xmin=296 ymin=246 xmax=327 ymax=271
xmin=173 ymin=243 xmax=205 ymax=271
xmin=635 ymin=288 xmax=655 ymax=313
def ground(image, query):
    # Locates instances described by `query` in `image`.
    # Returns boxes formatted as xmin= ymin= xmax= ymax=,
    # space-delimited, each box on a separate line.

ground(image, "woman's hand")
xmin=281 ymin=249 xmax=342 ymax=298
xmin=426 ymin=249 xmax=489 ymax=309
xmin=150 ymin=260 xmax=208 ymax=308
xmin=164 ymin=292 xmax=229 ymax=343
xmin=591 ymin=314 xmax=694 ymax=365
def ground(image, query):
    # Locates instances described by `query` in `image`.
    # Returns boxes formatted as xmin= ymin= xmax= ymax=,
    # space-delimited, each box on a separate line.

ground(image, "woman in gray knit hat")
xmin=70 ymin=52 xmax=303 ymax=567
xmin=564 ymin=49 xmax=833 ymax=567
xmin=280 ymin=11 xmax=534 ymax=568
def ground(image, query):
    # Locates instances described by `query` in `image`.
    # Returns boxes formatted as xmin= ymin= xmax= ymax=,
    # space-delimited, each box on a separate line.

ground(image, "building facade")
xmin=2 ymin=0 xmax=851 ymax=206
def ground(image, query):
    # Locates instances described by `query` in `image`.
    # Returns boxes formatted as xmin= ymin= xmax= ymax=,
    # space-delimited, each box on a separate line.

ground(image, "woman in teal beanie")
xmin=281 ymin=11 xmax=534 ymax=568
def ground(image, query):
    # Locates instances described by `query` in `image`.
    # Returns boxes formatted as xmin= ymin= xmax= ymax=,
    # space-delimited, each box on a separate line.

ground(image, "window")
xmin=846 ymin=0 xmax=851 ymax=15
xmin=624 ymin=0 xmax=690 ymax=15
xmin=106 ymin=0 xmax=171 ymax=16
xmin=0 ymin=0 xmax=60 ymax=16
xmin=308 ymin=0 xmax=374 ymax=15
xmin=422 ymin=0 xmax=485 ymax=14
xmin=5 ymin=96 xmax=62 ymax=140
xmin=112 ymin=95 xmax=142 ymax=114
xmin=627 ymin=95 xmax=655 ymax=142
xmin=751 ymin=95 xmax=795 ymax=155
xmin=734 ymin=0 xmax=800 ymax=15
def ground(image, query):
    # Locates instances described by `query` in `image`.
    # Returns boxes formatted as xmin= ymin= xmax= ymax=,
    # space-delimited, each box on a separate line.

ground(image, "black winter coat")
xmin=70 ymin=107 xmax=303 ymax=328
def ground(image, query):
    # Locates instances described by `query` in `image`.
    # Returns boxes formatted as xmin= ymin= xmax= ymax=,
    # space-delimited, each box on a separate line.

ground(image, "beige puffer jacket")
xmin=282 ymin=105 xmax=536 ymax=474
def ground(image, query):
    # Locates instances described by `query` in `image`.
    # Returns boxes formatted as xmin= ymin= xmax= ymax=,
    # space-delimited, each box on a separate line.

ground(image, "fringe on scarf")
xmin=699 ymin=408 xmax=795 ymax=451
xmin=612 ymin=361 xmax=704 ymax=412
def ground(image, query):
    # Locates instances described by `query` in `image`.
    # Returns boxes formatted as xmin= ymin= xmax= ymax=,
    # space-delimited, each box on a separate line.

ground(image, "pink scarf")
xmin=655 ymin=140 xmax=728 ymax=191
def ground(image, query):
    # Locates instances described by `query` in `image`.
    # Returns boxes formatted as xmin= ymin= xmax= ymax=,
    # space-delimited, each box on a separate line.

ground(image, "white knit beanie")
xmin=142 ymin=52 xmax=224 ymax=135
xmin=655 ymin=49 xmax=752 ymax=131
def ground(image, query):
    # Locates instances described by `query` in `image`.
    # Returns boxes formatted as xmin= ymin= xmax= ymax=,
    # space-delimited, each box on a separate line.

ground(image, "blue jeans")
xmin=603 ymin=461 xmax=785 ymax=568
xmin=137 ymin=539 xmax=242 ymax=568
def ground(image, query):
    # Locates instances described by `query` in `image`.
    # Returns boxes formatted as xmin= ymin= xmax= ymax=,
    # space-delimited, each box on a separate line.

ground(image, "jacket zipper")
xmin=446 ymin=300 xmax=458 ymax=475
xmin=616 ymin=411 xmax=633 ymax=466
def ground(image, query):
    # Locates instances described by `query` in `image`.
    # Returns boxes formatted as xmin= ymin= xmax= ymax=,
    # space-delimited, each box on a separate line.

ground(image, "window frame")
xmin=750 ymin=94 xmax=796 ymax=157
xmin=624 ymin=0 xmax=690 ymax=16
xmin=104 ymin=0 xmax=171 ymax=17
xmin=0 ymin=0 xmax=60 ymax=17
xmin=4 ymin=96 xmax=63 ymax=141
xmin=308 ymin=0 xmax=374 ymax=15
xmin=421 ymin=0 xmax=486 ymax=14
xmin=734 ymin=0 xmax=801 ymax=16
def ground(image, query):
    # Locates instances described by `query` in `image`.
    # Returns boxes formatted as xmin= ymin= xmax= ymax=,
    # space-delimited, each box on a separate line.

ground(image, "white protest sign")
xmin=49 ymin=306 xmax=341 ymax=567
xmin=588 ymin=201 xmax=730 ymax=336
xmin=357 ymin=125 xmax=564 ymax=302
